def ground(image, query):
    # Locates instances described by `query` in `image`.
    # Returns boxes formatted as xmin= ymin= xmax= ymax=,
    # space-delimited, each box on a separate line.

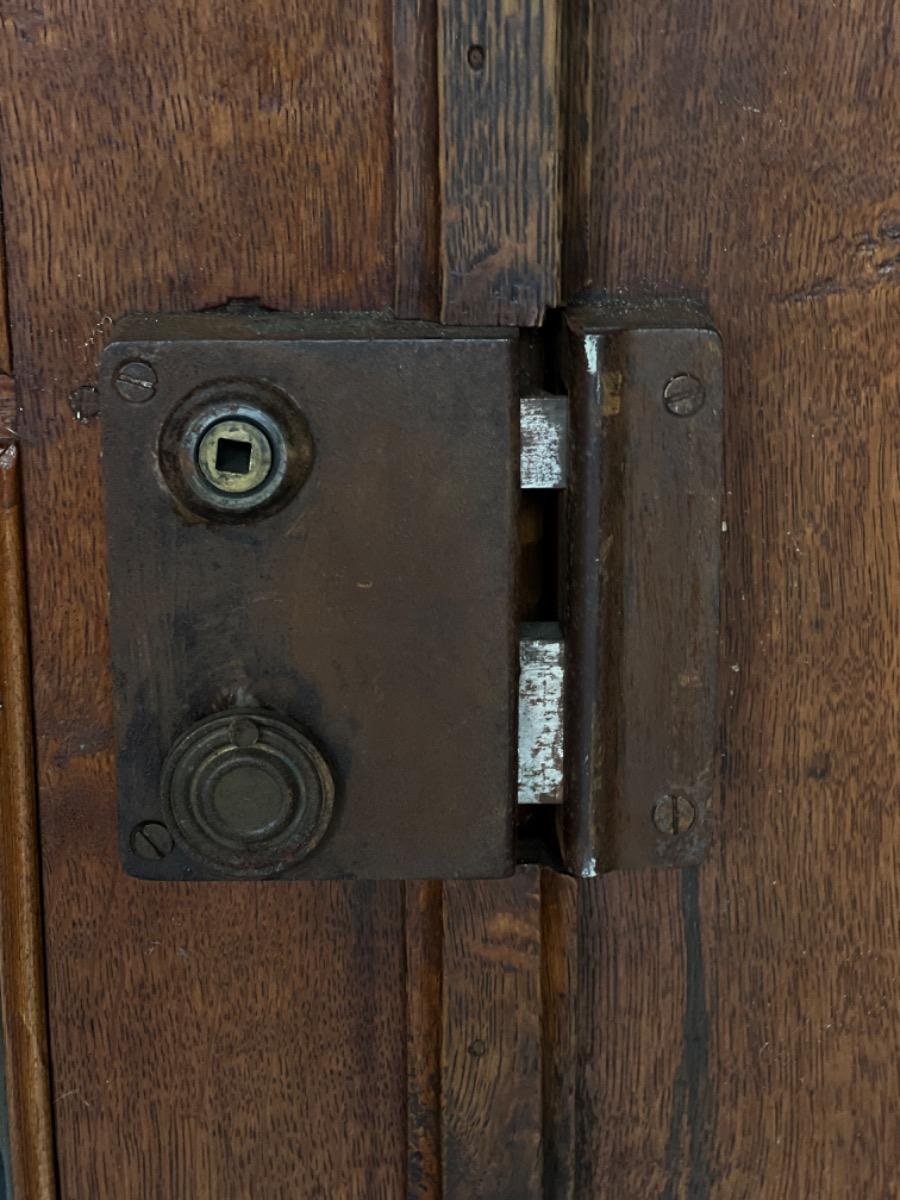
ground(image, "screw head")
xmin=652 ymin=795 xmax=696 ymax=836
xmin=663 ymin=373 xmax=705 ymax=417
xmin=114 ymin=360 xmax=157 ymax=404
xmin=130 ymin=820 xmax=174 ymax=860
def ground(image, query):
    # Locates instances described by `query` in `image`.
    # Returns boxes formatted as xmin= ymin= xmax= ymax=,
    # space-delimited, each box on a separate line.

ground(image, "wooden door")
xmin=0 ymin=1 xmax=896 ymax=1197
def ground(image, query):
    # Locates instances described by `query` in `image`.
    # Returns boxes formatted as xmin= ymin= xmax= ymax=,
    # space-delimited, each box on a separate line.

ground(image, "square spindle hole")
xmin=215 ymin=437 xmax=252 ymax=475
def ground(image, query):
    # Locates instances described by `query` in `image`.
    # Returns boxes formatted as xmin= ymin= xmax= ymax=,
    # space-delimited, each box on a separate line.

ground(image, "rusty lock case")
xmin=99 ymin=313 xmax=520 ymax=881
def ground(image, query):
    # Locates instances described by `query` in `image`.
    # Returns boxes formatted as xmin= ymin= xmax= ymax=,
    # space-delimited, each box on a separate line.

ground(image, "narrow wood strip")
xmin=0 ymin=440 xmax=56 ymax=1200
xmin=0 ymin=207 xmax=8 ymax=368
xmin=393 ymin=0 xmax=441 ymax=319
xmin=560 ymin=0 xmax=595 ymax=299
xmin=540 ymin=868 xmax=578 ymax=1199
xmin=0 ymin=377 xmax=15 ymax=435
xmin=437 ymin=0 xmax=561 ymax=325
xmin=441 ymin=871 xmax=543 ymax=1199
xmin=406 ymin=881 xmax=443 ymax=1199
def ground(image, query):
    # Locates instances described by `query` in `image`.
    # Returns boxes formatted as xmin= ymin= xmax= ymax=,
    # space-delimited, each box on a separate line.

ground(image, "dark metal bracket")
xmin=98 ymin=304 xmax=722 ymax=882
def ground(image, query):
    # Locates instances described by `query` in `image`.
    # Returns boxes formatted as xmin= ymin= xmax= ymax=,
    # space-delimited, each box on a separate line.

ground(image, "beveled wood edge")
xmin=393 ymin=0 xmax=441 ymax=320
xmin=0 ymin=435 xmax=57 ymax=1199
xmin=405 ymin=881 xmax=443 ymax=1198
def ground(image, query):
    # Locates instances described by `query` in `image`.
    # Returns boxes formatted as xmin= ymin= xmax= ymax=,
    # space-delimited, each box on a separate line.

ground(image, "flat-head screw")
xmin=663 ymin=373 xmax=705 ymax=417
xmin=131 ymin=821 xmax=174 ymax=860
xmin=114 ymin=360 xmax=157 ymax=404
xmin=652 ymin=795 xmax=697 ymax=836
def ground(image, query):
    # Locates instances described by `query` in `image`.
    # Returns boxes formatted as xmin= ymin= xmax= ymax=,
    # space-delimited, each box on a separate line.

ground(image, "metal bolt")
xmin=663 ymin=373 xmax=705 ymax=417
xmin=114 ymin=360 xmax=157 ymax=404
xmin=652 ymin=795 xmax=696 ymax=836
xmin=130 ymin=820 xmax=174 ymax=860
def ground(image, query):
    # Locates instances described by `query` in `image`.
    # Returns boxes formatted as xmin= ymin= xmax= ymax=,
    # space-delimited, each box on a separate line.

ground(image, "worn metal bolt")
xmin=130 ymin=820 xmax=174 ymax=860
xmin=652 ymin=795 xmax=696 ymax=836
xmin=663 ymin=373 xmax=705 ymax=417
xmin=114 ymin=360 xmax=157 ymax=404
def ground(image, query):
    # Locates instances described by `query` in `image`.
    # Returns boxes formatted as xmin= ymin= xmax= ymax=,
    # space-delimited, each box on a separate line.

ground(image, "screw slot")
xmin=663 ymin=373 xmax=705 ymax=417
xmin=115 ymin=360 xmax=157 ymax=404
xmin=652 ymin=794 xmax=696 ymax=836
xmin=130 ymin=820 xmax=174 ymax=860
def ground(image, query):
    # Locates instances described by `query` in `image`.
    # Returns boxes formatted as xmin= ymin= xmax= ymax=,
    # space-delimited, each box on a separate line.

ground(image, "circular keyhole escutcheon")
xmin=158 ymin=379 xmax=314 ymax=521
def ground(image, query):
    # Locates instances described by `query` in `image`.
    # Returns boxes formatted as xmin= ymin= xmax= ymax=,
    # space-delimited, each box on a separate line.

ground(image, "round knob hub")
xmin=161 ymin=711 xmax=334 ymax=877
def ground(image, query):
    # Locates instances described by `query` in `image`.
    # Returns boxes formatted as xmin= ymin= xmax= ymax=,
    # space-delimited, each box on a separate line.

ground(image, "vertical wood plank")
xmin=393 ymin=0 xmax=440 ymax=318
xmin=0 ymin=197 xmax=7 ymax=366
xmin=0 ymin=441 xmax=56 ymax=1200
xmin=540 ymin=869 xmax=578 ymax=1200
xmin=437 ymin=0 xmax=561 ymax=325
xmin=560 ymin=0 xmax=596 ymax=301
xmin=406 ymin=881 xmax=443 ymax=1199
xmin=441 ymin=871 xmax=543 ymax=1199
xmin=0 ymin=2 xmax=406 ymax=1195
xmin=0 ymin=172 xmax=56 ymax=1200
xmin=569 ymin=1 xmax=900 ymax=1195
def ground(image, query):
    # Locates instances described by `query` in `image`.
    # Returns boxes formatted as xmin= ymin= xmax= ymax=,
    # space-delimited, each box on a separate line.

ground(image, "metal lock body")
xmin=100 ymin=307 xmax=723 ymax=882
xmin=101 ymin=314 xmax=518 ymax=880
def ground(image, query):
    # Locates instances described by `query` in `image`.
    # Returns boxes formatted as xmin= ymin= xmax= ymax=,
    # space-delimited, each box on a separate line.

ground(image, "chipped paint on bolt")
xmin=517 ymin=627 xmax=565 ymax=805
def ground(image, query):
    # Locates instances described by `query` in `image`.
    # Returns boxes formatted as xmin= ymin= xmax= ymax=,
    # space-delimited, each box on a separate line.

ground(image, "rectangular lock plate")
xmin=100 ymin=314 xmax=519 ymax=880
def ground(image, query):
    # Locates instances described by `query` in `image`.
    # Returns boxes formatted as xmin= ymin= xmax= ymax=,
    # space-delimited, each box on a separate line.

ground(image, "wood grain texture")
xmin=0 ymin=193 xmax=7 ymax=367
xmin=569 ymin=2 xmax=900 ymax=1195
xmin=540 ymin=869 xmax=578 ymax=1200
xmin=393 ymin=0 xmax=440 ymax=318
xmin=437 ymin=0 xmax=561 ymax=325
xmin=406 ymin=882 xmax=443 ymax=1198
xmin=441 ymin=871 xmax=543 ymax=1199
xmin=0 ymin=440 xmax=56 ymax=1200
xmin=0 ymin=2 xmax=405 ymax=1195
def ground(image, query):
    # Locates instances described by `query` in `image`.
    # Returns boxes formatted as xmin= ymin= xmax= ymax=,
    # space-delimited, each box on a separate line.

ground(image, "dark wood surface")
xmin=405 ymin=871 xmax=578 ymax=1200
xmin=0 ymin=2 xmax=407 ymax=1195
xmin=0 ymin=232 xmax=56 ymax=1195
xmin=0 ymin=0 xmax=896 ymax=1195
xmin=441 ymin=874 xmax=543 ymax=1198
xmin=437 ymin=0 xmax=561 ymax=325
xmin=568 ymin=2 xmax=900 ymax=1195
xmin=0 ymin=443 xmax=56 ymax=1200
xmin=393 ymin=0 xmax=440 ymax=320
